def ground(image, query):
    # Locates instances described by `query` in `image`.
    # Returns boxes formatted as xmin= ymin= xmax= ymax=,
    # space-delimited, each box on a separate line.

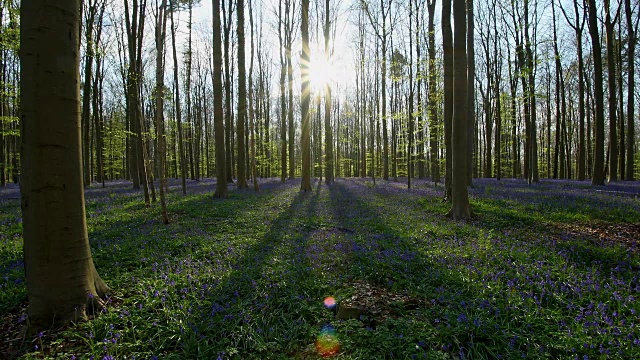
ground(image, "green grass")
xmin=1 ymin=178 xmax=639 ymax=359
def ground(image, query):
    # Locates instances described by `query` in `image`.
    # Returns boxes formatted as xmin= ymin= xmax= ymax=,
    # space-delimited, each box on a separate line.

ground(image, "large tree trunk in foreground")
xmin=20 ymin=0 xmax=110 ymax=330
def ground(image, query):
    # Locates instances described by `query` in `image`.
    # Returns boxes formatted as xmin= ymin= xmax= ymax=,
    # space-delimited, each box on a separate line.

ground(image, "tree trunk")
xmin=381 ymin=37 xmax=389 ymax=181
xmin=442 ymin=0 xmax=453 ymax=199
xmin=170 ymin=2 xmax=187 ymax=194
xmin=248 ymin=0 xmax=259 ymax=191
xmin=587 ymin=0 xmax=606 ymax=185
xmin=236 ymin=0 xmax=249 ymax=188
xmin=466 ymin=0 xmax=475 ymax=186
xmin=525 ymin=2 xmax=538 ymax=183
xmin=82 ymin=1 xmax=97 ymax=187
xmin=427 ymin=0 xmax=439 ymax=183
xmin=211 ymin=0 xmax=228 ymax=196
xmin=222 ymin=0 xmax=234 ymax=183
xmin=605 ymin=0 xmax=618 ymax=182
xmin=625 ymin=0 xmax=635 ymax=180
xmin=155 ymin=0 xmax=169 ymax=223
xmin=20 ymin=0 xmax=110 ymax=330
xmin=300 ymin=0 xmax=312 ymax=191
xmin=324 ymin=0 xmax=334 ymax=184
xmin=407 ymin=0 xmax=414 ymax=189
xmin=285 ymin=0 xmax=295 ymax=180
xmin=125 ymin=0 xmax=150 ymax=204
xmin=92 ymin=2 xmax=106 ymax=186
xmin=278 ymin=0 xmax=287 ymax=182
xmin=449 ymin=0 xmax=470 ymax=219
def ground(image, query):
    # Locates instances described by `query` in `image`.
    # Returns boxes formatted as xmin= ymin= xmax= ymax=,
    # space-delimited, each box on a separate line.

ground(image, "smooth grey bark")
xmin=449 ymin=0 xmax=470 ymax=219
xmin=300 ymin=0 xmax=312 ymax=191
xmin=21 ymin=0 xmax=110 ymax=330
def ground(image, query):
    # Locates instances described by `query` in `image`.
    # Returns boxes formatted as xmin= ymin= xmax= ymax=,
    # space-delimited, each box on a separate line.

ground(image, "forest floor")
xmin=1 ymin=177 xmax=639 ymax=359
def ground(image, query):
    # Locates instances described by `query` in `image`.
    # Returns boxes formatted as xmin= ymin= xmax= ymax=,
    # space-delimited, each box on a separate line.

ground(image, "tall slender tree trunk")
xmin=466 ymin=0 xmax=475 ymax=186
xmin=170 ymin=2 xmax=187 ymax=194
xmin=415 ymin=0 xmax=425 ymax=180
xmin=605 ymin=0 xmax=618 ymax=182
xmin=442 ymin=0 xmax=453 ymax=199
xmin=287 ymin=48 xmax=295 ymax=179
xmin=559 ymin=0 xmax=587 ymax=180
xmin=625 ymin=0 xmax=635 ymax=180
xmin=525 ymin=2 xmax=538 ymax=183
xmin=587 ymin=0 xmax=606 ymax=185
xmin=236 ymin=0 xmax=249 ymax=188
xmin=125 ymin=0 xmax=150 ymax=204
xmin=185 ymin=3 xmax=196 ymax=181
xmin=449 ymin=0 xmax=470 ymax=219
xmin=155 ymin=0 xmax=169 ymax=223
xmin=508 ymin=46 xmax=519 ymax=178
xmin=82 ymin=1 xmax=97 ymax=187
xmin=427 ymin=0 xmax=439 ymax=183
xmin=278 ymin=0 xmax=287 ymax=182
xmin=222 ymin=0 xmax=234 ymax=183
xmin=407 ymin=0 xmax=414 ymax=189
xmin=381 ymin=3 xmax=389 ymax=181
xmin=92 ymin=2 xmax=106 ymax=186
xmin=494 ymin=65 xmax=502 ymax=180
xmin=300 ymin=0 xmax=312 ymax=191
xmin=248 ymin=0 xmax=259 ymax=191
xmin=324 ymin=0 xmax=334 ymax=184
xmin=213 ymin=0 xmax=228 ymax=197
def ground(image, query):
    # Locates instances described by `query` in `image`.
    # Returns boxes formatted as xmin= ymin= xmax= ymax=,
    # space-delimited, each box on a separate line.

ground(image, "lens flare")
xmin=315 ymin=324 xmax=340 ymax=357
xmin=323 ymin=296 xmax=336 ymax=309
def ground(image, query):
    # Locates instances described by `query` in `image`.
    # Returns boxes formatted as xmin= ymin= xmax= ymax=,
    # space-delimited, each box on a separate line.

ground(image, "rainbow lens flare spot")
xmin=315 ymin=324 xmax=340 ymax=357
xmin=323 ymin=296 xmax=336 ymax=309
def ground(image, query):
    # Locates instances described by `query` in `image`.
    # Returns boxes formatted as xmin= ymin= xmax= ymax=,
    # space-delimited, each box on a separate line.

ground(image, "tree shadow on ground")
xmin=325 ymin=179 xmax=514 ymax=358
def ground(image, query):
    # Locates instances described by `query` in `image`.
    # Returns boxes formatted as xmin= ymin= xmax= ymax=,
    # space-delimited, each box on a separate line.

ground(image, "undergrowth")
xmin=1 ymin=178 xmax=639 ymax=359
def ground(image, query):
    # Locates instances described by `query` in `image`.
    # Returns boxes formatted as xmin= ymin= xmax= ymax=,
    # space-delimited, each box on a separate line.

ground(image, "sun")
xmin=308 ymin=55 xmax=335 ymax=92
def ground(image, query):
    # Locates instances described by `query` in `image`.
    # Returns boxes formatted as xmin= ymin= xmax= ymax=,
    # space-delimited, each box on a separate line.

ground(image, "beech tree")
xmin=20 ymin=0 xmax=110 ymax=329
xmin=587 ymin=0 xmax=606 ymax=185
xmin=360 ymin=0 xmax=393 ymax=181
xmin=278 ymin=0 xmax=288 ymax=182
xmin=213 ymin=0 xmax=228 ymax=197
xmin=324 ymin=0 xmax=334 ymax=184
xmin=222 ymin=0 xmax=235 ymax=183
xmin=442 ymin=0 xmax=453 ymax=199
xmin=604 ymin=0 xmax=621 ymax=182
xmin=426 ymin=0 xmax=439 ymax=183
xmin=81 ymin=0 xmax=105 ymax=187
xmin=124 ymin=0 xmax=152 ymax=205
xmin=625 ymin=0 xmax=637 ymax=180
xmin=237 ymin=0 xmax=249 ymax=189
xmin=448 ymin=0 xmax=470 ymax=219
xmin=155 ymin=0 xmax=169 ymax=223
xmin=300 ymin=0 xmax=312 ymax=191
xmin=170 ymin=0 xmax=188 ymax=194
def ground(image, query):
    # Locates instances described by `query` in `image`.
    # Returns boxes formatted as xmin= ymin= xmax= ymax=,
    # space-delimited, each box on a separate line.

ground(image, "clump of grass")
xmin=1 ymin=177 xmax=639 ymax=359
